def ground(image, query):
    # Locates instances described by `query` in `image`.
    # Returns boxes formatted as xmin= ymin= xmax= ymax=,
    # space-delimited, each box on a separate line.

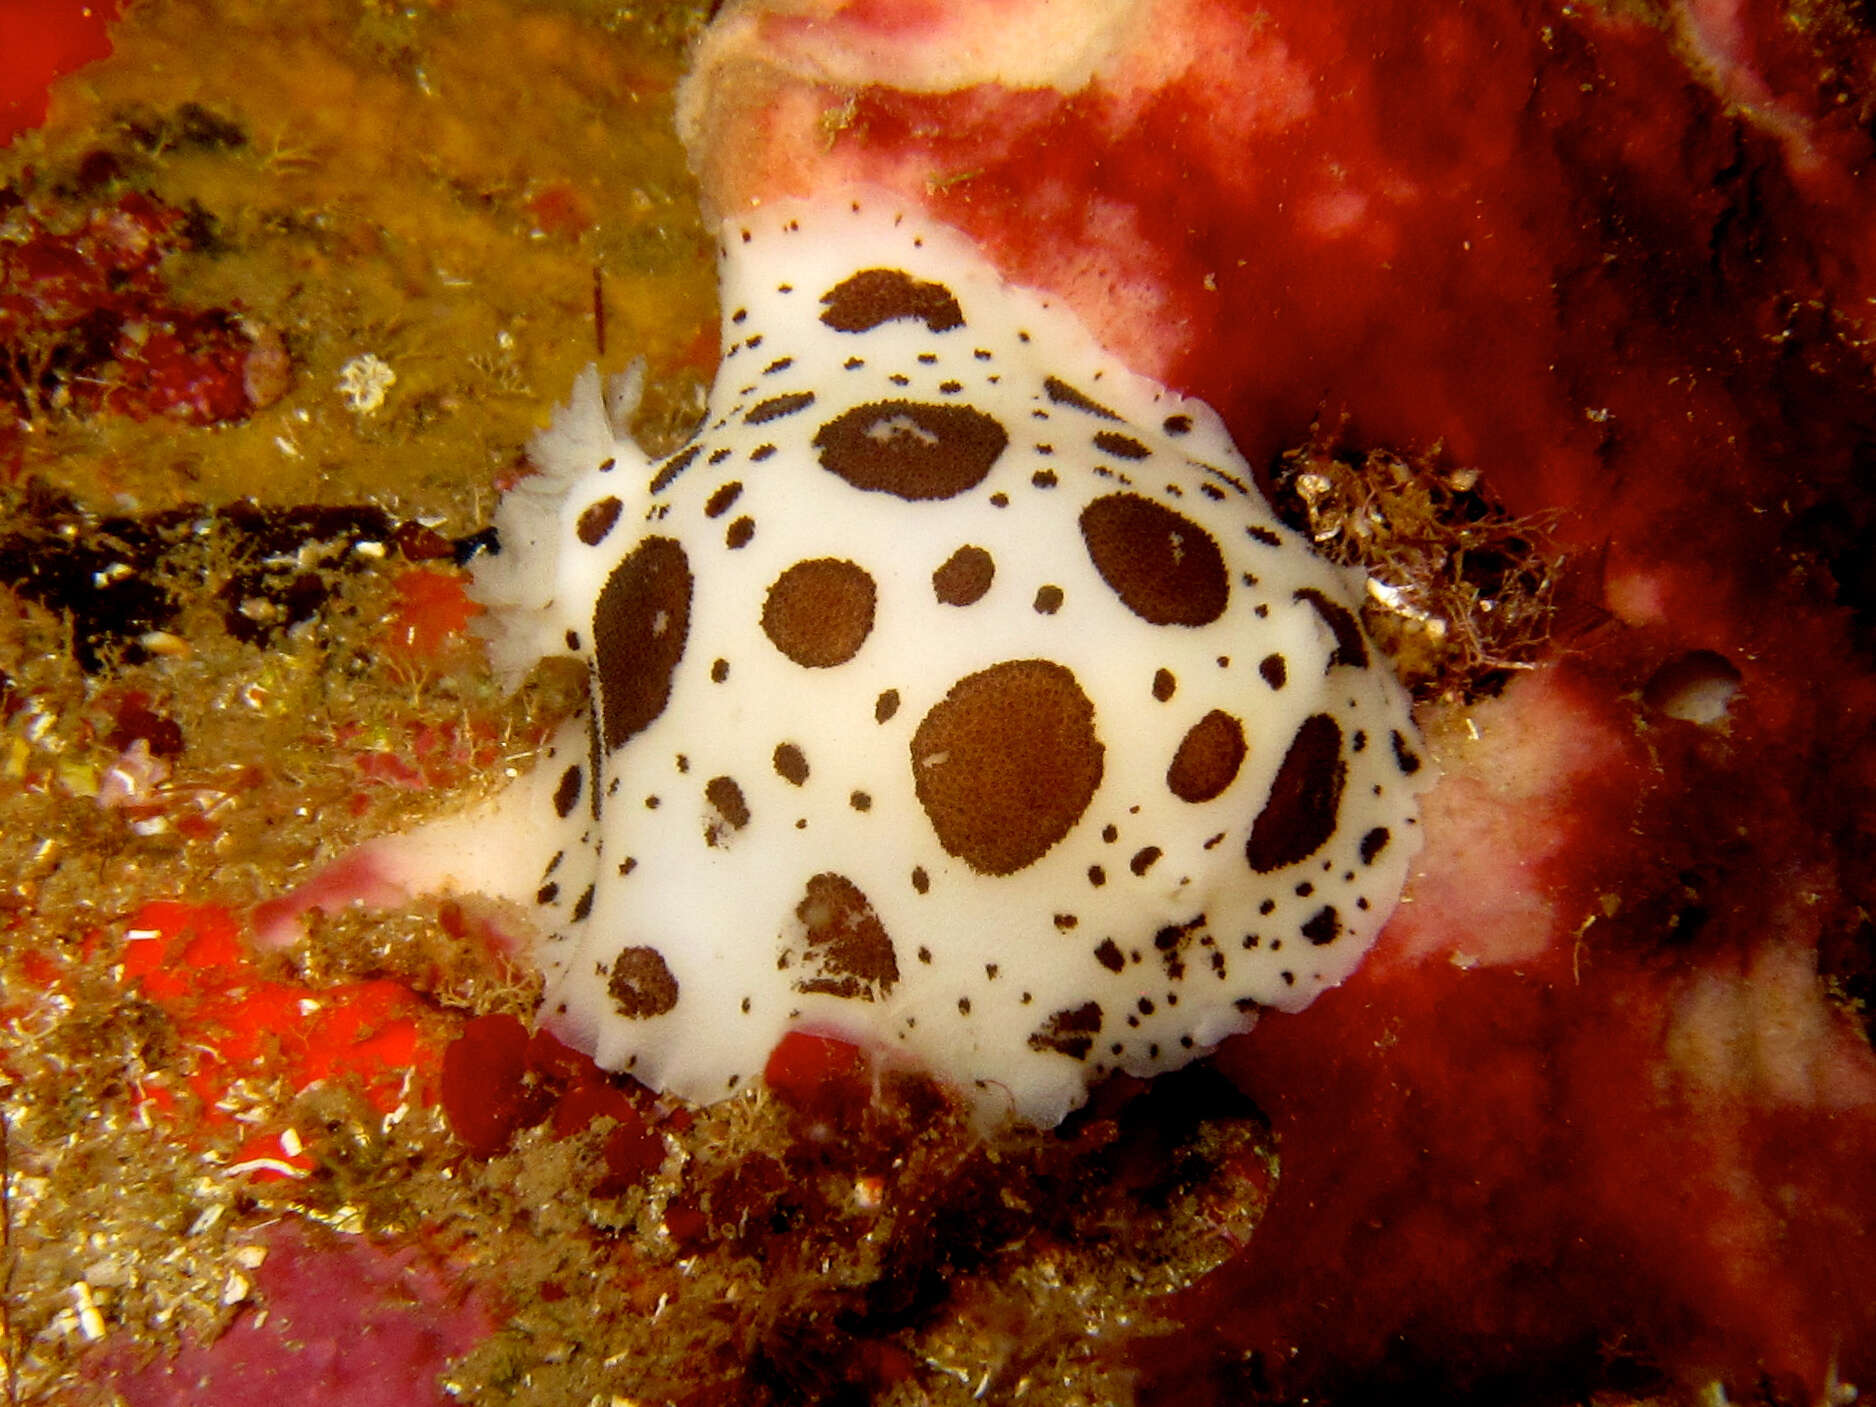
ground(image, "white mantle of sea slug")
xmin=377 ymin=188 xmax=1435 ymax=1128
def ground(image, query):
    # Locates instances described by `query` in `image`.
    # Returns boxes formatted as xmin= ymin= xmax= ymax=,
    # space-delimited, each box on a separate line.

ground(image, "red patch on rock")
xmin=92 ymin=1224 xmax=493 ymax=1407
xmin=1 ymin=191 xmax=283 ymax=427
xmin=763 ymin=1030 xmax=873 ymax=1124
xmin=119 ymin=900 xmax=435 ymax=1150
xmin=385 ymin=568 xmax=482 ymax=659
xmin=440 ymin=1014 xmax=660 ymax=1184
xmin=0 ymin=0 xmax=124 ymax=145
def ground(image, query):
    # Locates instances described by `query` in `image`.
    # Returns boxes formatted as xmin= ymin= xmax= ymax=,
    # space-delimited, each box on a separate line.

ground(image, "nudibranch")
xmin=393 ymin=190 xmax=1431 ymax=1127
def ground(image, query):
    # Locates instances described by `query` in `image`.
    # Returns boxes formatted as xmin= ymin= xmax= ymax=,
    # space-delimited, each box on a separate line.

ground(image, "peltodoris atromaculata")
xmin=397 ymin=189 xmax=1432 ymax=1126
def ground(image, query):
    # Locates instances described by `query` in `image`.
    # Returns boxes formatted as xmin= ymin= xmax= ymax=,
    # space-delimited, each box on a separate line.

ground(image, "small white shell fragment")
xmin=447 ymin=188 xmax=1432 ymax=1127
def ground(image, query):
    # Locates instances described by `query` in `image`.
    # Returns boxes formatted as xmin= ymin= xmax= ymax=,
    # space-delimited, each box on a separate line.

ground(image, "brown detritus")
xmin=0 ymin=483 xmax=500 ymax=672
xmin=441 ymin=1056 xmax=1275 ymax=1407
xmin=1271 ymin=427 xmax=1563 ymax=701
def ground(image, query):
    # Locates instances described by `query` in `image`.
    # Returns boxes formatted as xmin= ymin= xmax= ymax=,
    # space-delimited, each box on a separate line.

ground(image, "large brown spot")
xmin=814 ymin=400 xmax=1007 ymax=501
xmin=788 ymin=872 xmax=900 ymax=1001
xmin=1246 ymin=713 xmax=1346 ymax=873
xmin=1167 ymin=710 xmax=1247 ymax=802
xmin=910 ymin=659 xmax=1103 ymax=876
xmin=933 ymin=545 xmax=995 ymax=606
xmin=593 ymin=537 xmax=691 ymax=752
xmin=1294 ymin=587 xmax=1370 ymax=669
xmin=1027 ymin=1001 xmax=1104 ymax=1060
xmin=607 ymin=946 xmax=679 ymax=1019
xmin=819 ymin=268 xmax=964 ymax=334
xmin=1079 ymin=493 xmax=1229 ymax=626
xmin=761 ymin=558 xmax=877 ymax=667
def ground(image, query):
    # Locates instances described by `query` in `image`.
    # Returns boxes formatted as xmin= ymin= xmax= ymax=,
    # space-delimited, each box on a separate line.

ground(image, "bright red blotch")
xmin=118 ymin=900 xmax=436 ymax=1161
xmin=440 ymin=1014 xmax=552 ymax=1157
xmin=0 ymin=0 xmax=124 ymax=145
xmin=385 ymin=567 xmax=482 ymax=658
xmin=764 ymin=1030 xmax=873 ymax=1123
xmin=440 ymin=1015 xmax=661 ymax=1183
